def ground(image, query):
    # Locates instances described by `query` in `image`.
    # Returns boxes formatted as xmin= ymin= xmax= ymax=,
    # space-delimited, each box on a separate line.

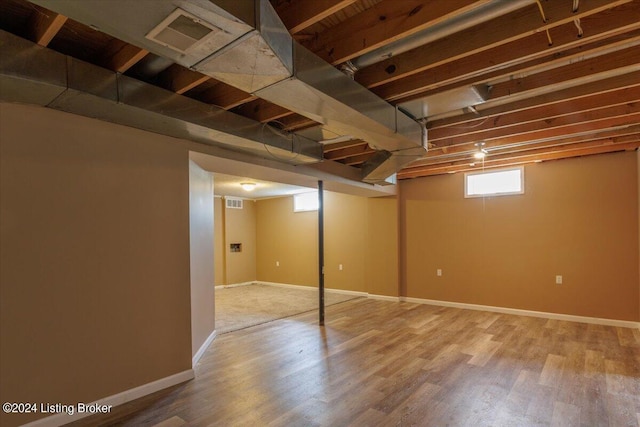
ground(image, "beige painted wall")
xmin=214 ymin=197 xmax=225 ymax=286
xmin=189 ymin=161 xmax=215 ymax=357
xmin=256 ymin=196 xmax=318 ymax=286
xmin=224 ymin=199 xmax=257 ymax=285
xmin=366 ymin=197 xmax=399 ymax=297
xmin=0 ymin=104 xmax=192 ymax=426
xmin=324 ymin=192 xmax=367 ymax=292
xmin=255 ymin=192 xmax=399 ymax=296
xmin=400 ymin=151 xmax=640 ymax=321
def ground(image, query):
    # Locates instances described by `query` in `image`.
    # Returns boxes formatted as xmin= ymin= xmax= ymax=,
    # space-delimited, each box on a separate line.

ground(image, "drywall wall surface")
xmin=366 ymin=196 xmax=399 ymax=297
xmin=324 ymin=192 xmax=367 ymax=292
xmin=214 ymin=197 xmax=225 ymax=286
xmin=0 ymin=103 xmax=192 ymax=426
xmin=400 ymin=151 xmax=639 ymax=321
xmin=256 ymin=196 xmax=318 ymax=286
xmin=255 ymin=191 xmax=399 ymax=295
xmin=189 ymin=161 xmax=215 ymax=357
xmin=225 ymin=198 xmax=257 ymax=284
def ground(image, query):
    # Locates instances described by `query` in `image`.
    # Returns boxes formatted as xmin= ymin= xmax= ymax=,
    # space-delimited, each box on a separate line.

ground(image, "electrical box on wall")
xmin=230 ymin=243 xmax=242 ymax=253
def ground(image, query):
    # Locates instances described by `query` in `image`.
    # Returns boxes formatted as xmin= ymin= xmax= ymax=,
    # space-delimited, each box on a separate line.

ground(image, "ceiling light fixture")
xmin=473 ymin=142 xmax=488 ymax=159
xmin=240 ymin=182 xmax=256 ymax=191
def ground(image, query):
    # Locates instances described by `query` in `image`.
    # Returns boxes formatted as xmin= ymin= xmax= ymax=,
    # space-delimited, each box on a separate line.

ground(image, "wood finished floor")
xmin=72 ymin=299 xmax=640 ymax=427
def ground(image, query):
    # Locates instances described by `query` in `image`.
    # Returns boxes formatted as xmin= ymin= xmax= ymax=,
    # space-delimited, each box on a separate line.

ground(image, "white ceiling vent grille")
xmin=225 ymin=198 xmax=243 ymax=209
xmin=145 ymin=9 xmax=221 ymax=53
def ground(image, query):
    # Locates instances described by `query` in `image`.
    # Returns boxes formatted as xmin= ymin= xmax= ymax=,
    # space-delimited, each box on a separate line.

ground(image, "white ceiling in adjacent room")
xmin=213 ymin=173 xmax=315 ymax=200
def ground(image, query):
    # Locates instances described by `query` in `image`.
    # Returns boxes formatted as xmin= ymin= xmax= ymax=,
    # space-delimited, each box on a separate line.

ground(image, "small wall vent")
xmin=225 ymin=198 xmax=243 ymax=209
xmin=145 ymin=8 xmax=222 ymax=53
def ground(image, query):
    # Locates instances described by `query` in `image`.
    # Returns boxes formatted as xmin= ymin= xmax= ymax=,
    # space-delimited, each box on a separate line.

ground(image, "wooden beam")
xmin=195 ymin=82 xmax=256 ymax=110
xmin=274 ymin=0 xmax=358 ymax=34
xmin=101 ymin=39 xmax=148 ymax=73
xmin=485 ymin=45 xmax=640 ymax=101
xmin=432 ymin=105 xmax=640 ymax=147
xmin=373 ymin=6 xmax=640 ymax=102
xmin=412 ymin=129 xmax=640 ymax=168
xmin=232 ymin=99 xmax=293 ymax=123
xmin=30 ymin=4 xmax=67 ymax=46
xmin=420 ymin=126 xmax=640 ymax=162
xmin=465 ymin=112 xmax=640 ymax=148
xmin=398 ymin=141 xmax=640 ymax=178
xmin=428 ymin=86 xmax=640 ymax=141
xmin=158 ymin=64 xmax=210 ymax=95
xmin=324 ymin=143 xmax=374 ymax=160
xmin=303 ymin=0 xmax=489 ymax=65
xmin=428 ymin=71 xmax=640 ymax=130
xmin=342 ymin=152 xmax=376 ymax=166
xmin=419 ymin=47 xmax=640 ymax=144
xmin=356 ymin=0 xmax=633 ymax=88
xmin=323 ymin=140 xmax=368 ymax=153
xmin=279 ymin=114 xmax=317 ymax=131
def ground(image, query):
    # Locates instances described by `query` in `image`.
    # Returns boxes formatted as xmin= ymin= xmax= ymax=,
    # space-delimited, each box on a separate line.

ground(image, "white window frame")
xmin=293 ymin=191 xmax=319 ymax=212
xmin=464 ymin=166 xmax=524 ymax=198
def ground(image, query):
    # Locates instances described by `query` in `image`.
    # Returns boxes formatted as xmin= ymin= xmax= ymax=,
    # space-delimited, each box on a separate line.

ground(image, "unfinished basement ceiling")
xmin=0 ymin=0 xmax=638 ymax=181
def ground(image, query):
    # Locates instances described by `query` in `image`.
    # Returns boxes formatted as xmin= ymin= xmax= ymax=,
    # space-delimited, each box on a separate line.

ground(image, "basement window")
xmin=464 ymin=166 xmax=524 ymax=198
xmin=294 ymin=192 xmax=319 ymax=212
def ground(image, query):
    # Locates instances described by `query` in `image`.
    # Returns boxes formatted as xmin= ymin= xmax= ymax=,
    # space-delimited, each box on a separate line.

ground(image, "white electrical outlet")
xmin=339 ymin=264 xmax=343 ymax=271
xmin=437 ymin=269 xmax=442 ymax=277
xmin=555 ymin=275 xmax=562 ymax=284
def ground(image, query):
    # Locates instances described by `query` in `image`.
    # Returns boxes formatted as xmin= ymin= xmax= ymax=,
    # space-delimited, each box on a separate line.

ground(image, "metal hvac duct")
xmin=0 ymin=30 xmax=322 ymax=164
xmin=28 ymin=0 xmax=427 ymax=184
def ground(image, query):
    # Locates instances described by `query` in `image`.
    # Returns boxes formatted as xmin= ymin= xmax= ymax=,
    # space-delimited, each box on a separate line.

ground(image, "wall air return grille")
xmin=225 ymin=198 xmax=243 ymax=209
xmin=145 ymin=9 xmax=221 ymax=53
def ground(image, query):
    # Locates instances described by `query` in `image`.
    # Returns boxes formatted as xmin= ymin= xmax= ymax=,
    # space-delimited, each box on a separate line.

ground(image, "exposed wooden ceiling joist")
xmin=157 ymin=65 xmax=210 ymax=95
xmin=323 ymin=140 xmax=368 ymax=153
xmin=274 ymin=0 xmax=358 ymax=34
xmin=185 ymin=81 xmax=256 ymax=111
xmin=428 ymin=71 xmax=640 ymax=130
xmin=302 ymin=0 xmax=490 ymax=65
xmin=232 ymin=99 xmax=294 ymax=124
xmin=417 ymin=125 xmax=640 ymax=159
xmin=29 ymin=3 xmax=65 ymax=46
xmin=428 ymin=86 xmax=640 ymax=142
xmin=355 ymin=0 xmax=633 ymax=88
xmin=324 ymin=143 xmax=375 ymax=160
xmin=101 ymin=39 xmax=148 ymax=73
xmin=398 ymin=141 xmax=640 ymax=179
xmin=375 ymin=7 xmax=640 ymax=102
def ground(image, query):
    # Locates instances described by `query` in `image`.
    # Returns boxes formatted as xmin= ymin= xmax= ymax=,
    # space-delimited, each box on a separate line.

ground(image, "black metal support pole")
xmin=318 ymin=180 xmax=325 ymax=325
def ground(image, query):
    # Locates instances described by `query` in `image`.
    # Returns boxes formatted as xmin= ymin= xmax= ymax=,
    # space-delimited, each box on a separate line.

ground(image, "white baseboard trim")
xmin=192 ymin=329 xmax=217 ymax=367
xmin=215 ymin=281 xmax=256 ymax=290
xmin=216 ymin=281 xmax=638 ymax=328
xmin=400 ymin=297 xmax=640 ymax=329
xmin=257 ymin=281 xmax=368 ymax=297
xmin=368 ymin=294 xmax=402 ymax=302
xmin=22 ymin=369 xmax=194 ymax=427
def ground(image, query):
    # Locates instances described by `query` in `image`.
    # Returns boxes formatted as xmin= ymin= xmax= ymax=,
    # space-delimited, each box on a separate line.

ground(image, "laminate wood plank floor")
xmin=70 ymin=299 xmax=640 ymax=427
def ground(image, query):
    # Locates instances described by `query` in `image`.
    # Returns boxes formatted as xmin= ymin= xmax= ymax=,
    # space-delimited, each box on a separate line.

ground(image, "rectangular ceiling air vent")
xmin=145 ymin=9 xmax=221 ymax=53
xmin=225 ymin=197 xmax=243 ymax=209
